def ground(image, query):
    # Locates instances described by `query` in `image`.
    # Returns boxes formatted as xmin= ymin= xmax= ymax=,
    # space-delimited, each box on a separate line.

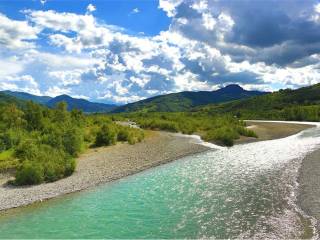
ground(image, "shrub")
xmin=14 ymin=139 xmax=39 ymax=160
xmin=204 ymin=127 xmax=239 ymax=147
xmin=15 ymin=161 xmax=44 ymax=185
xmin=64 ymin=158 xmax=76 ymax=176
xmin=63 ymin=128 xmax=83 ymax=157
xmin=95 ymin=124 xmax=117 ymax=147
xmin=117 ymin=128 xmax=129 ymax=142
xmin=0 ymin=129 xmax=26 ymax=151
xmin=14 ymin=143 xmax=76 ymax=185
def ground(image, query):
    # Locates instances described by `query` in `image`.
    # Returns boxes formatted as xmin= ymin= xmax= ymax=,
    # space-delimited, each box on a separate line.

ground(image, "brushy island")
xmin=112 ymin=112 xmax=257 ymax=147
xmin=0 ymin=102 xmax=256 ymax=186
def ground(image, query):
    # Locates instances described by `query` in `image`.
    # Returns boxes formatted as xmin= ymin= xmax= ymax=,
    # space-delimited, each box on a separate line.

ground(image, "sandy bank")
xmin=235 ymin=120 xmax=313 ymax=144
xmin=0 ymin=131 xmax=209 ymax=211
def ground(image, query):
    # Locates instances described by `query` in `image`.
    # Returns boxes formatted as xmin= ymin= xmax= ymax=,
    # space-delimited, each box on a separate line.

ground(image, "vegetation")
xmin=0 ymin=101 xmax=144 ymax=186
xmin=3 ymin=82 xmax=320 ymax=186
xmin=199 ymin=84 xmax=320 ymax=121
xmin=112 ymin=112 xmax=257 ymax=146
xmin=113 ymin=85 xmax=266 ymax=113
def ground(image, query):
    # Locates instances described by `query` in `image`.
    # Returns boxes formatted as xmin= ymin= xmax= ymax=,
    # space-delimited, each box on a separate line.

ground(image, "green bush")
xmin=95 ymin=124 xmax=117 ymax=146
xmin=14 ymin=143 xmax=76 ymax=185
xmin=15 ymin=161 xmax=44 ymax=185
xmin=203 ymin=126 xmax=240 ymax=146
xmin=64 ymin=158 xmax=76 ymax=176
xmin=63 ymin=128 xmax=83 ymax=157
xmin=117 ymin=128 xmax=129 ymax=142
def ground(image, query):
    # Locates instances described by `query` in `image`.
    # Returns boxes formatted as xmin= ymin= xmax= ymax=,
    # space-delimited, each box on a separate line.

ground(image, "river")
xmin=0 ymin=122 xmax=320 ymax=238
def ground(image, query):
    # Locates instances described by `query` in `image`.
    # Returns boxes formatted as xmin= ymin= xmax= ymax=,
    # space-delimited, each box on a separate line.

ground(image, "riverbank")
xmin=235 ymin=121 xmax=313 ymax=144
xmin=0 ymin=131 xmax=209 ymax=211
xmin=298 ymin=147 xmax=320 ymax=233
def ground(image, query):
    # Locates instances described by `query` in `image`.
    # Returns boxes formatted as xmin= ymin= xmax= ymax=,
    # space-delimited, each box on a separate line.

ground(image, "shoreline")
xmin=0 ymin=120 xmax=315 ymax=213
xmin=0 ymin=131 xmax=210 ymax=212
xmin=298 ymin=146 xmax=320 ymax=235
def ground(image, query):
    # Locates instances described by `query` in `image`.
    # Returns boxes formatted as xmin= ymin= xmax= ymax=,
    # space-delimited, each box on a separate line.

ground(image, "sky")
xmin=0 ymin=0 xmax=320 ymax=104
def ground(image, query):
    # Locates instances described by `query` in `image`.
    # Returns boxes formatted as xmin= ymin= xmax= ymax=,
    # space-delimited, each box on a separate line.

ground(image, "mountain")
xmin=46 ymin=95 xmax=116 ymax=113
xmin=2 ymin=91 xmax=52 ymax=105
xmin=113 ymin=84 xmax=267 ymax=113
xmin=0 ymin=91 xmax=116 ymax=113
xmin=198 ymin=83 xmax=320 ymax=120
xmin=0 ymin=92 xmax=26 ymax=108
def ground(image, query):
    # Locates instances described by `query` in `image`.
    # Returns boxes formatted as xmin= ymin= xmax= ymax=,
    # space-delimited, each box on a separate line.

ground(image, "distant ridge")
xmin=112 ymin=84 xmax=267 ymax=113
xmin=3 ymin=90 xmax=52 ymax=105
xmin=46 ymin=95 xmax=116 ymax=113
xmin=0 ymin=91 xmax=116 ymax=113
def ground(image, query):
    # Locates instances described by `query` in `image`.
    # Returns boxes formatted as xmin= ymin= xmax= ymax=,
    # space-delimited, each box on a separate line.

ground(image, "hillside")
xmin=2 ymin=91 xmax=52 ymax=105
xmin=0 ymin=92 xmax=27 ymax=108
xmin=46 ymin=95 xmax=116 ymax=113
xmin=113 ymin=84 xmax=267 ymax=113
xmin=199 ymin=83 xmax=320 ymax=121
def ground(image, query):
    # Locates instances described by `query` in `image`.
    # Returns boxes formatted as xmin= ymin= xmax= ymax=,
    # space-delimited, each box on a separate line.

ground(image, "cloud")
xmin=0 ymin=1 xmax=320 ymax=104
xmin=86 ymin=4 xmax=96 ymax=13
xmin=160 ymin=0 xmax=320 ymax=67
xmin=0 ymin=13 xmax=39 ymax=49
xmin=0 ymin=75 xmax=41 ymax=95
xmin=131 ymin=8 xmax=140 ymax=14
xmin=44 ymin=86 xmax=71 ymax=97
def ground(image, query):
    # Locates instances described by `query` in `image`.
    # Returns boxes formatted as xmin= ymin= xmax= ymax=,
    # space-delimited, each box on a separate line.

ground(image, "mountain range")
xmin=2 ymin=83 xmax=320 ymax=116
xmin=1 ymin=91 xmax=116 ymax=113
xmin=112 ymin=84 xmax=267 ymax=112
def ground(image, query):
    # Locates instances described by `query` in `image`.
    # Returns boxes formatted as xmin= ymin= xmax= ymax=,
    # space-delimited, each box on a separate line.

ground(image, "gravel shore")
xmin=0 ymin=131 xmax=209 ymax=211
xmin=298 ymin=147 xmax=320 ymax=232
xmin=235 ymin=121 xmax=313 ymax=144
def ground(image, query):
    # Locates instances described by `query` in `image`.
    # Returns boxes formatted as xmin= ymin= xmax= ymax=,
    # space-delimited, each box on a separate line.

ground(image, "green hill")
xmin=113 ymin=85 xmax=267 ymax=113
xmin=0 ymin=92 xmax=26 ymax=108
xmin=46 ymin=95 xmax=116 ymax=113
xmin=2 ymin=91 xmax=52 ymax=105
xmin=199 ymin=83 xmax=320 ymax=121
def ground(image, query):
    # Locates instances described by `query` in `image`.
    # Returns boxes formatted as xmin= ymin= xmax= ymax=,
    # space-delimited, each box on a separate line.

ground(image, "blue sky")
xmin=0 ymin=0 xmax=320 ymax=104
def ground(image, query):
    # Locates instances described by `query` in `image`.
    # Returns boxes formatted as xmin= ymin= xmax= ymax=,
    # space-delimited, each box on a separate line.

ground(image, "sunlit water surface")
xmin=1 ymin=123 xmax=320 ymax=239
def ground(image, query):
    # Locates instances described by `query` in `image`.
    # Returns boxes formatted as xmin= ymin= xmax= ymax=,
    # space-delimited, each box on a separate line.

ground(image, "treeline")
xmin=113 ymin=112 xmax=257 ymax=146
xmin=0 ymin=102 xmax=144 ymax=185
xmin=204 ymin=104 xmax=320 ymax=122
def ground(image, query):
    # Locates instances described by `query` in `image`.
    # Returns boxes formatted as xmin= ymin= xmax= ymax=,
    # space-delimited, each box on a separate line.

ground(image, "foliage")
xmin=0 ymin=100 xmax=145 ymax=185
xmin=95 ymin=124 xmax=117 ymax=147
xmin=116 ymin=112 xmax=257 ymax=146
xmin=15 ymin=161 xmax=44 ymax=185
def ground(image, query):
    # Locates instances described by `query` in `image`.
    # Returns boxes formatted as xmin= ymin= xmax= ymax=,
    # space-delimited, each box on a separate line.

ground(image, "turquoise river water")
xmin=0 ymin=122 xmax=320 ymax=238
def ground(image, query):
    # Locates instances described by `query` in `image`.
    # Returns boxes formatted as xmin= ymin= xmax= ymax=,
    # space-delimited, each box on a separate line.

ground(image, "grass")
xmin=0 ymin=149 xmax=18 ymax=172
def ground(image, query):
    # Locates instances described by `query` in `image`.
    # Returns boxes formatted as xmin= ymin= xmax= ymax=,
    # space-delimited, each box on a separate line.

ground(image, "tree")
xmin=63 ymin=127 xmax=83 ymax=156
xmin=24 ymin=101 xmax=44 ymax=130
xmin=0 ymin=104 xmax=25 ymax=128
xmin=54 ymin=102 xmax=70 ymax=123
